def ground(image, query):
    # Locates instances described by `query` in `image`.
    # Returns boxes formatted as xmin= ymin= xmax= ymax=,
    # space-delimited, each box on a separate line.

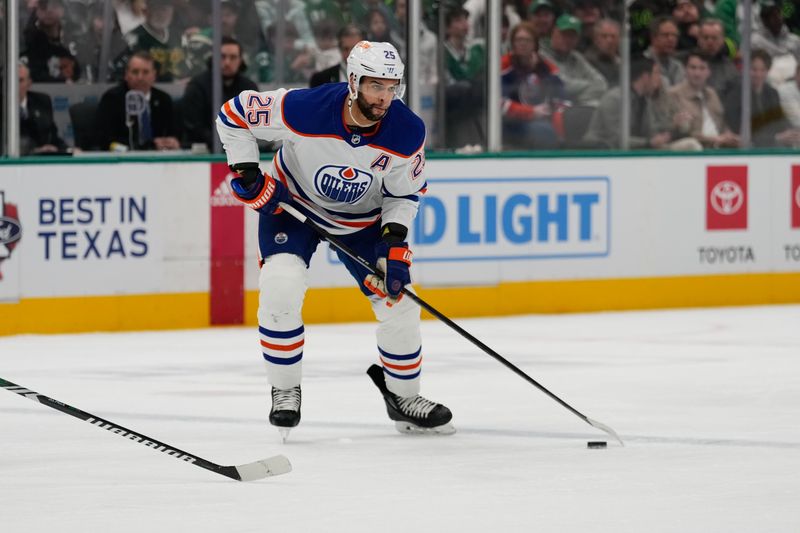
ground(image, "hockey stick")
xmin=279 ymin=202 xmax=624 ymax=446
xmin=0 ymin=377 xmax=292 ymax=480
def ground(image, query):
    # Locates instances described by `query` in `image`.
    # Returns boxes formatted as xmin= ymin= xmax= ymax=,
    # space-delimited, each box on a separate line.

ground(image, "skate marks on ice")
xmin=3 ymin=404 xmax=798 ymax=451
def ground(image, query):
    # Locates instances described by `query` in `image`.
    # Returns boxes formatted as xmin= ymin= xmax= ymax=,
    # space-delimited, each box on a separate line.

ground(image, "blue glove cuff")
xmin=230 ymin=173 xmax=264 ymax=201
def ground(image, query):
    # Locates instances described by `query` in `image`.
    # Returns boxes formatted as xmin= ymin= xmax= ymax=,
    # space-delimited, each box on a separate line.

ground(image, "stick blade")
xmin=586 ymin=417 xmax=625 ymax=447
xmin=234 ymin=454 xmax=292 ymax=481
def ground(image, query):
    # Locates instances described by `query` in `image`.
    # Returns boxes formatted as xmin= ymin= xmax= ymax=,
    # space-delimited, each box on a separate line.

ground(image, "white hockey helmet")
xmin=346 ymin=41 xmax=406 ymax=100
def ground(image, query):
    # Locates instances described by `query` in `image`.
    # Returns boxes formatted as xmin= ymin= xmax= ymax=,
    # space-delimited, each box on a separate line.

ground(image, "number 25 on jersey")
xmin=245 ymin=94 xmax=274 ymax=127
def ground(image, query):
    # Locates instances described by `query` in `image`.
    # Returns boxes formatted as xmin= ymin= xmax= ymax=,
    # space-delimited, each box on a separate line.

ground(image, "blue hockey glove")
xmin=229 ymin=163 xmax=288 ymax=215
xmin=364 ymin=224 xmax=412 ymax=307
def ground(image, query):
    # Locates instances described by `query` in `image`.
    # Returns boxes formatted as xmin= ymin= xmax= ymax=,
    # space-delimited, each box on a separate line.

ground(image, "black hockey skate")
xmin=367 ymin=364 xmax=455 ymax=435
xmin=269 ymin=386 xmax=301 ymax=443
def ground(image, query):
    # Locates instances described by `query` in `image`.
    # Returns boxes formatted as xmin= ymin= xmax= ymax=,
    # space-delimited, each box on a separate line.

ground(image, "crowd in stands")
xmin=9 ymin=0 xmax=800 ymax=155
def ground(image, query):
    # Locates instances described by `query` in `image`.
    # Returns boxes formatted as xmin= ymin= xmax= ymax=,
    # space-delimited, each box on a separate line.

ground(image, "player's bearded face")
xmin=356 ymin=92 xmax=388 ymax=122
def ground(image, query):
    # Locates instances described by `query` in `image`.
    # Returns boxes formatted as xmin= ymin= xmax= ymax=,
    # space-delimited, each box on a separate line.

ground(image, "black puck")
xmin=587 ymin=441 xmax=607 ymax=449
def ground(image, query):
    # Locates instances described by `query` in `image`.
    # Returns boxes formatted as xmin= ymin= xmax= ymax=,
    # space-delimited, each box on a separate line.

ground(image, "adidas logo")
xmin=210 ymin=178 xmax=239 ymax=207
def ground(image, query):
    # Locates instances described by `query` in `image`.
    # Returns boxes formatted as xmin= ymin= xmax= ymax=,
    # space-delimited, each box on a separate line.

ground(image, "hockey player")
xmin=215 ymin=41 xmax=454 ymax=440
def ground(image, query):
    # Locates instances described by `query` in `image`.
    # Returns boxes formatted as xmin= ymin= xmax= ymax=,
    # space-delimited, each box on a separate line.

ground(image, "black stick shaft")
xmin=0 ymin=377 xmax=242 ymax=480
xmin=279 ymin=203 xmax=620 ymax=441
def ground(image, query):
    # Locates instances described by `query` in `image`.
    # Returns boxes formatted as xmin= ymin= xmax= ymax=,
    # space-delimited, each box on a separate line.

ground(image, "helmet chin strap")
xmin=347 ymin=95 xmax=374 ymax=128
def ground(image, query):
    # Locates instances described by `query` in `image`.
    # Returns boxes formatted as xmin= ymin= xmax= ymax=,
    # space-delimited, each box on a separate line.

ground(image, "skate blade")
xmin=394 ymin=421 xmax=456 ymax=435
xmin=277 ymin=427 xmax=292 ymax=444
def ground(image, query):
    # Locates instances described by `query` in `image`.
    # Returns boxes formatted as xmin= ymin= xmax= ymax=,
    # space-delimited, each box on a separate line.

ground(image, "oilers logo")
xmin=313 ymin=165 xmax=373 ymax=204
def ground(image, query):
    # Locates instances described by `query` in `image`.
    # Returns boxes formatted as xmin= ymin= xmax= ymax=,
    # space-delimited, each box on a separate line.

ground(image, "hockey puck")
xmin=587 ymin=441 xmax=607 ymax=449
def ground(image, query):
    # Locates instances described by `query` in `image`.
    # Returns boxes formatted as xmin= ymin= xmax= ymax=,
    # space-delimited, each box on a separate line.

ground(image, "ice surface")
xmin=1 ymin=305 xmax=799 ymax=532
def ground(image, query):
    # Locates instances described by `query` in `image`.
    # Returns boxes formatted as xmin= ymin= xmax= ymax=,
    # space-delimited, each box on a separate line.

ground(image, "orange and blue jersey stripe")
xmin=217 ymin=95 xmax=248 ymax=130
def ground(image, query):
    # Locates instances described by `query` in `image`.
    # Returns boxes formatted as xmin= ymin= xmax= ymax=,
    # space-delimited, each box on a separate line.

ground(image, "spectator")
xmin=778 ymin=63 xmax=800 ymax=128
xmin=191 ymin=0 xmax=264 ymax=81
xmin=113 ymin=0 xmax=146 ymax=36
xmin=751 ymin=1 xmax=800 ymax=61
xmin=583 ymin=18 xmax=620 ymax=87
xmin=95 ymin=51 xmax=181 ymax=151
xmin=389 ymin=0 xmax=405 ymax=35
xmin=309 ymin=24 xmax=364 ymax=87
xmin=121 ymin=0 xmax=185 ymax=81
xmin=304 ymin=0 xmax=345 ymax=29
xmin=444 ymin=7 xmax=485 ymax=84
xmin=501 ymin=22 xmax=565 ymax=150
xmin=261 ymin=21 xmax=314 ymax=83
xmin=219 ymin=0 xmax=243 ymax=41
xmin=171 ymin=0 xmax=208 ymax=38
xmin=573 ymin=0 xmax=604 ymax=52
xmin=349 ymin=0 xmax=393 ymax=32
xmin=644 ymin=16 xmax=685 ymax=88
xmin=628 ymin=0 xmax=671 ymax=55
xmin=21 ymin=0 xmax=80 ymax=82
xmin=595 ymin=0 xmax=623 ymax=20
xmin=697 ymin=18 xmax=739 ymax=102
xmin=668 ymin=50 xmax=739 ymax=149
xmin=182 ymin=37 xmax=258 ymax=150
xmin=443 ymin=6 xmax=486 ymax=148
xmin=541 ymin=14 xmax=608 ymax=106
xmin=391 ymin=0 xmax=438 ymax=85
xmin=61 ymin=0 xmax=91 ymax=76
xmin=584 ymin=57 xmax=701 ymax=150
xmin=254 ymin=0 xmax=316 ymax=55
xmin=71 ymin=2 xmax=127 ymax=83
xmin=311 ymin=19 xmax=340 ymax=73
xmin=180 ymin=0 xmax=261 ymax=80
xmin=713 ymin=0 xmax=757 ymax=49
xmin=713 ymin=0 xmax=800 ymax=53
xmin=672 ymin=0 xmax=701 ymax=52
xmin=725 ymin=49 xmax=800 ymax=147
xmin=461 ymin=0 xmax=521 ymax=42
xmin=18 ymin=63 xmax=67 ymax=155
xmin=365 ymin=8 xmax=394 ymax=44
xmin=527 ymin=0 xmax=557 ymax=52
xmin=181 ymin=30 xmax=214 ymax=79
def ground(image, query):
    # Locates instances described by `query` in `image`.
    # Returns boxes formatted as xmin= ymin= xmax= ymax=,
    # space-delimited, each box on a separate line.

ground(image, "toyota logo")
xmin=795 ymin=182 xmax=800 ymax=210
xmin=710 ymin=180 xmax=744 ymax=215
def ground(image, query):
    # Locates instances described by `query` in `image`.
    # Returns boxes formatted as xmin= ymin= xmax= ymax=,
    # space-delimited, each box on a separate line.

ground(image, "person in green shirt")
xmin=715 ymin=0 xmax=800 ymax=50
xmin=443 ymin=6 xmax=486 ymax=149
xmin=445 ymin=7 xmax=485 ymax=83
xmin=123 ymin=0 xmax=185 ymax=81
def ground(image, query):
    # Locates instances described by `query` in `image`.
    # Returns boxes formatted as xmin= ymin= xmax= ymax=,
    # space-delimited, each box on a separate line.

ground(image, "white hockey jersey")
xmin=215 ymin=83 xmax=427 ymax=235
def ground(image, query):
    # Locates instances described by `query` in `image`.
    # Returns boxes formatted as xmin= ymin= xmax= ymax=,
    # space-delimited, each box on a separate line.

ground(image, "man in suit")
xmin=182 ymin=37 xmax=258 ymax=150
xmin=95 ymin=51 xmax=181 ymax=151
xmin=309 ymin=24 xmax=364 ymax=87
xmin=18 ymin=63 xmax=67 ymax=155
